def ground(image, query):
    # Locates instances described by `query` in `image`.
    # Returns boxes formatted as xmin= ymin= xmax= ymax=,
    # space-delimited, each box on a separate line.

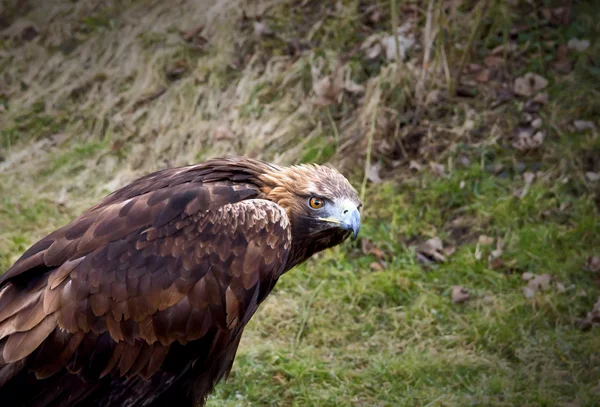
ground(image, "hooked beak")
xmin=341 ymin=205 xmax=361 ymax=240
xmin=318 ymin=199 xmax=361 ymax=240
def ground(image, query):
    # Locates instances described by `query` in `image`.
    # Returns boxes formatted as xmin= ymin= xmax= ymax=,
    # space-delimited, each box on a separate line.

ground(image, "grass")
xmin=1 ymin=0 xmax=599 ymax=406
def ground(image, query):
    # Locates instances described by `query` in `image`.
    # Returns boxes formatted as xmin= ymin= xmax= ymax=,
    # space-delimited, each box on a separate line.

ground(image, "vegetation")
xmin=1 ymin=0 xmax=598 ymax=405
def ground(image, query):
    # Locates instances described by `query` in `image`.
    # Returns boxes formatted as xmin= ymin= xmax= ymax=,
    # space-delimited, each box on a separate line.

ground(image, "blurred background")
xmin=0 ymin=0 xmax=599 ymax=405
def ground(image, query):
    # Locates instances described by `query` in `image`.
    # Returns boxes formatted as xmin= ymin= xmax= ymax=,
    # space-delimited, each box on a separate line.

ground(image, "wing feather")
xmin=0 ymin=178 xmax=290 ymax=393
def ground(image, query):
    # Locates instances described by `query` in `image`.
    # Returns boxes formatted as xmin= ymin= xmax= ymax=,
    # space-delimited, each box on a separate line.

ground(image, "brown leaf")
xmin=451 ymin=286 xmax=470 ymax=304
xmin=521 ymin=272 xmax=535 ymax=281
xmin=417 ymin=237 xmax=446 ymax=263
xmin=474 ymin=69 xmax=491 ymax=83
xmin=553 ymin=44 xmax=572 ymax=73
xmin=584 ymin=256 xmax=600 ymax=273
xmin=478 ymin=235 xmax=494 ymax=246
xmin=182 ymin=25 xmax=205 ymax=42
xmin=370 ymin=262 xmax=385 ymax=271
xmin=514 ymin=73 xmax=548 ymax=97
xmin=528 ymin=273 xmax=552 ymax=292
xmin=429 ymin=162 xmax=446 ymax=177
xmin=483 ymin=55 xmax=504 ymax=68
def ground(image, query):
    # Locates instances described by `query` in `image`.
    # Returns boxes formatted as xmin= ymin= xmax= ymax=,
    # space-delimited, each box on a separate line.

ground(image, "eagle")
xmin=0 ymin=156 xmax=361 ymax=407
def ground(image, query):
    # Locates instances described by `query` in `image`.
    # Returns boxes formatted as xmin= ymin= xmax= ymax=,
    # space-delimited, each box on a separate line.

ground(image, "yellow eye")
xmin=309 ymin=197 xmax=324 ymax=209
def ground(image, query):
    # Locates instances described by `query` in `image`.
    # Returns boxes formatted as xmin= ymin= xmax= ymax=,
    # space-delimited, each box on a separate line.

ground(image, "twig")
xmin=326 ymin=106 xmax=340 ymax=148
xmin=450 ymin=0 xmax=488 ymax=96
xmin=413 ymin=0 xmax=436 ymax=124
xmin=292 ymin=280 xmax=325 ymax=354
xmin=390 ymin=0 xmax=400 ymax=63
xmin=360 ymin=109 xmax=377 ymax=203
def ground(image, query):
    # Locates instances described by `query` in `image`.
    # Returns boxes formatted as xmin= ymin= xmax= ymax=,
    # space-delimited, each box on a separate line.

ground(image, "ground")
xmin=1 ymin=0 xmax=599 ymax=406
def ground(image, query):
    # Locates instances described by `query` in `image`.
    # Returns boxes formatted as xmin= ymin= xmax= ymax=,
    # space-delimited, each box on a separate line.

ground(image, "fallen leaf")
xmin=429 ymin=162 xmax=446 ymax=177
xmin=183 ymin=25 xmax=205 ymax=42
xmin=514 ymin=73 xmax=548 ymax=97
xmin=553 ymin=44 xmax=571 ymax=73
xmin=409 ymin=160 xmax=422 ymax=172
xmin=370 ymin=262 xmax=385 ymax=271
xmin=417 ymin=237 xmax=446 ymax=263
xmin=382 ymin=23 xmax=416 ymax=61
xmin=254 ymin=21 xmax=274 ymax=37
xmin=451 ymin=286 xmax=470 ymax=304
xmin=567 ymin=38 xmax=590 ymax=52
xmin=489 ymin=238 xmax=504 ymax=260
xmin=528 ymin=273 xmax=552 ymax=292
xmin=443 ymin=246 xmax=456 ymax=257
xmin=483 ymin=55 xmax=504 ymax=68
xmin=523 ymin=286 xmax=535 ymax=298
xmin=478 ymin=235 xmax=495 ymax=246
xmin=344 ymin=81 xmax=364 ymax=94
xmin=367 ymin=162 xmax=383 ymax=183
xmin=312 ymin=71 xmax=344 ymax=106
xmin=513 ymin=129 xmax=545 ymax=151
xmin=522 ymin=272 xmax=535 ymax=281
xmin=586 ymin=172 xmax=600 ymax=182
xmin=531 ymin=118 xmax=543 ymax=129
xmin=532 ymin=92 xmax=549 ymax=105
xmin=555 ymin=282 xmax=566 ymax=293
xmin=584 ymin=256 xmax=600 ymax=272
xmin=573 ymin=120 xmax=596 ymax=132
xmin=474 ymin=69 xmax=491 ymax=83
xmin=425 ymin=90 xmax=442 ymax=106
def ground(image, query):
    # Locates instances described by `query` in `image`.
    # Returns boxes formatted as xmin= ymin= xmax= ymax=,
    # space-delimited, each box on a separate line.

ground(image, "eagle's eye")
xmin=308 ymin=196 xmax=324 ymax=209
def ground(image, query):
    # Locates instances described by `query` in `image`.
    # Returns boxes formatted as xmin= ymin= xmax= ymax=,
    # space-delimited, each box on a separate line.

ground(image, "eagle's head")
xmin=258 ymin=162 xmax=362 ymax=267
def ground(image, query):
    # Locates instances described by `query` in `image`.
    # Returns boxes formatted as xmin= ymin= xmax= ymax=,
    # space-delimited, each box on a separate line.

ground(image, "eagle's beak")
xmin=318 ymin=199 xmax=361 ymax=240
xmin=340 ymin=205 xmax=361 ymax=240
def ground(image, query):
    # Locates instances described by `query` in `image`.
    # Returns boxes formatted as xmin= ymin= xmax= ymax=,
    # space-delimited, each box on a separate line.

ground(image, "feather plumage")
xmin=0 ymin=156 xmax=360 ymax=407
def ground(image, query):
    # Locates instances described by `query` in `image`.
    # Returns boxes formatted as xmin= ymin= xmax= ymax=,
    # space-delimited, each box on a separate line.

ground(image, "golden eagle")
xmin=0 ymin=156 xmax=361 ymax=406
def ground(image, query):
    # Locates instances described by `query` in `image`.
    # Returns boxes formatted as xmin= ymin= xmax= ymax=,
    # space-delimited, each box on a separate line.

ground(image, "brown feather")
xmin=3 ymin=314 xmax=57 ymax=363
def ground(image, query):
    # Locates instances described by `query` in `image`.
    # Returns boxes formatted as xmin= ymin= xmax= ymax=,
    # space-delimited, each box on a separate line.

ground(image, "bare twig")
xmin=413 ymin=0 xmax=436 ymax=124
xmin=360 ymin=108 xmax=377 ymax=203
xmin=450 ymin=0 xmax=489 ymax=96
xmin=390 ymin=0 xmax=401 ymax=64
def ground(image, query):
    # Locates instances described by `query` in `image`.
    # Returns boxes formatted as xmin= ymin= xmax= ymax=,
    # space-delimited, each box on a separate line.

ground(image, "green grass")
xmin=205 ymin=164 xmax=600 ymax=407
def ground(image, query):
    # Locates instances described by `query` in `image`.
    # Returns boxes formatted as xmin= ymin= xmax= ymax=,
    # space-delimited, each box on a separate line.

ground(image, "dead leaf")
xmin=429 ymin=162 xmax=446 ymax=177
xmin=532 ymin=92 xmax=549 ymax=105
xmin=344 ymin=81 xmax=364 ymax=94
xmin=409 ymin=160 xmax=422 ymax=172
xmin=514 ymin=73 xmax=548 ymax=97
xmin=489 ymin=238 xmax=504 ymax=260
xmin=451 ymin=286 xmax=470 ymax=304
xmin=553 ymin=44 xmax=572 ymax=73
xmin=573 ymin=120 xmax=596 ymax=132
xmin=443 ymin=246 xmax=456 ymax=257
xmin=367 ymin=162 xmax=383 ymax=183
xmin=370 ymin=262 xmax=385 ymax=271
xmin=417 ymin=237 xmax=446 ymax=263
xmin=584 ymin=256 xmax=600 ymax=273
xmin=531 ymin=118 xmax=543 ymax=129
xmin=523 ymin=286 xmax=535 ymax=299
xmin=586 ymin=172 xmax=600 ymax=182
xmin=483 ymin=55 xmax=504 ymax=68
xmin=522 ymin=272 xmax=535 ymax=281
xmin=183 ymin=25 xmax=205 ymax=42
xmin=382 ymin=23 xmax=416 ymax=61
xmin=513 ymin=129 xmax=545 ymax=151
xmin=555 ymin=282 xmax=566 ymax=293
xmin=425 ymin=90 xmax=442 ymax=106
xmin=528 ymin=273 xmax=552 ymax=291
xmin=474 ymin=69 xmax=491 ymax=83
xmin=478 ymin=235 xmax=494 ymax=246
xmin=254 ymin=21 xmax=274 ymax=37
xmin=567 ymin=38 xmax=590 ymax=52
xmin=312 ymin=70 xmax=344 ymax=106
